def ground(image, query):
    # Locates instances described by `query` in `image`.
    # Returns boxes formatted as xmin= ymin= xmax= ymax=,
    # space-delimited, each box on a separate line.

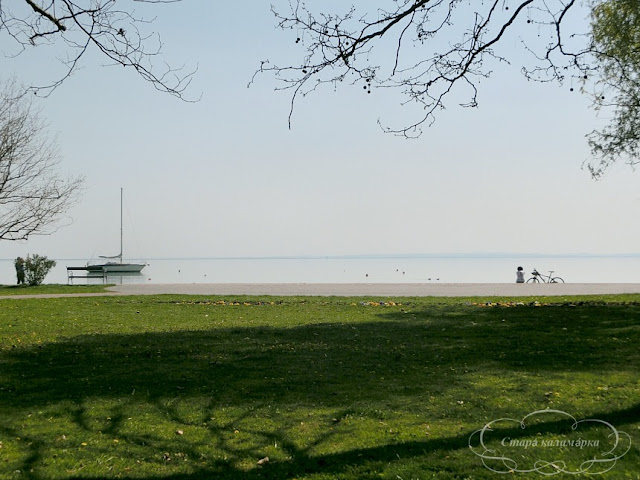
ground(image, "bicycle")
xmin=526 ymin=268 xmax=564 ymax=283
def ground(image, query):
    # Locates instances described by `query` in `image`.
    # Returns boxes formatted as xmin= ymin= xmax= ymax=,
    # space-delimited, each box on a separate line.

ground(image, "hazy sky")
xmin=2 ymin=1 xmax=639 ymax=261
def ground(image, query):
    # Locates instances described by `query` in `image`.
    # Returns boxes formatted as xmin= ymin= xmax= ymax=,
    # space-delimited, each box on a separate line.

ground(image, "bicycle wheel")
xmin=550 ymin=277 xmax=564 ymax=283
xmin=526 ymin=277 xmax=540 ymax=283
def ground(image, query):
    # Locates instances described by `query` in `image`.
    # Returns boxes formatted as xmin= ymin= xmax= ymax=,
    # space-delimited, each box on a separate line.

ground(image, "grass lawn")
xmin=0 ymin=294 xmax=638 ymax=479
xmin=0 ymin=285 xmax=112 ymax=296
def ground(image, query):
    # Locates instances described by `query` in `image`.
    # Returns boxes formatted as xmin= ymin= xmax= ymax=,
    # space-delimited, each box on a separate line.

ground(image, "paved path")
xmin=3 ymin=283 xmax=640 ymax=299
xmin=108 ymin=282 xmax=640 ymax=297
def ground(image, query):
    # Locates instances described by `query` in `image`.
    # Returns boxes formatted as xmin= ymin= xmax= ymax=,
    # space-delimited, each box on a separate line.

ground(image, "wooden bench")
xmin=66 ymin=267 xmax=107 ymax=285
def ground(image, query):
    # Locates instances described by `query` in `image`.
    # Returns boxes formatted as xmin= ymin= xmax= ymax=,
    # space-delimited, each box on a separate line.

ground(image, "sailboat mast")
xmin=120 ymin=187 xmax=123 ymax=264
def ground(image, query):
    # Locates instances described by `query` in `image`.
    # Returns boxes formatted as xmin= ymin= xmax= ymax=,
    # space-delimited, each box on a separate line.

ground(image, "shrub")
xmin=24 ymin=254 xmax=57 ymax=286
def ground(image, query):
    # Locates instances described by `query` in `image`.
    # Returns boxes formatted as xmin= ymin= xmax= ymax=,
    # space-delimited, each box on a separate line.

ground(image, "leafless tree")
xmin=0 ymin=0 xmax=194 ymax=98
xmin=255 ymin=0 xmax=599 ymax=137
xmin=0 ymin=79 xmax=84 ymax=241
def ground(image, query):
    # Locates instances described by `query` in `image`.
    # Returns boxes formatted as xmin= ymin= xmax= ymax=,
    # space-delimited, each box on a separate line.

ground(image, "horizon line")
xmin=4 ymin=252 xmax=640 ymax=261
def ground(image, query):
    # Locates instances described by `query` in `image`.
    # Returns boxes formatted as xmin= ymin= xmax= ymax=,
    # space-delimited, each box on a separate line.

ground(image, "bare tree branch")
xmin=0 ymin=78 xmax=84 ymax=241
xmin=0 ymin=0 xmax=197 ymax=99
xmin=254 ymin=0 xmax=599 ymax=137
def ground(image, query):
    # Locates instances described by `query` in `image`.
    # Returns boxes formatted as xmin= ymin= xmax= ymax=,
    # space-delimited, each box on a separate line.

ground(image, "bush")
xmin=24 ymin=254 xmax=57 ymax=286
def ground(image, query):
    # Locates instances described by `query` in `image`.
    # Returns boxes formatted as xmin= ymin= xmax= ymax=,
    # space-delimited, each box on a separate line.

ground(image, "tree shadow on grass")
xmin=377 ymin=302 xmax=640 ymax=371
xmin=3 ymin=307 xmax=639 ymax=408
xmin=2 ymin=303 xmax=639 ymax=479
xmin=56 ymin=401 xmax=638 ymax=480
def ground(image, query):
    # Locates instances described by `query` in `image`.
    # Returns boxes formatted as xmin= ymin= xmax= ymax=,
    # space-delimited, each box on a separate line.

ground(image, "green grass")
xmin=1 ymin=294 xmax=639 ymax=479
xmin=0 ymin=284 xmax=111 ymax=296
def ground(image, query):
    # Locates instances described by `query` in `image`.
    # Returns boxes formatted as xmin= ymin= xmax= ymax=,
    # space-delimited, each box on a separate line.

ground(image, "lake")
xmin=1 ymin=254 xmax=639 ymax=285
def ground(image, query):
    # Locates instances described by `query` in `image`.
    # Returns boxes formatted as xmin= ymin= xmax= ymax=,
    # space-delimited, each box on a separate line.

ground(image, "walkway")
xmin=3 ymin=283 xmax=640 ymax=299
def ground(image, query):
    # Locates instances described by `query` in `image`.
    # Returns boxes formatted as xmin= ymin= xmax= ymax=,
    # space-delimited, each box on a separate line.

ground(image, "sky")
xmin=1 ymin=1 xmax=639 ymax=261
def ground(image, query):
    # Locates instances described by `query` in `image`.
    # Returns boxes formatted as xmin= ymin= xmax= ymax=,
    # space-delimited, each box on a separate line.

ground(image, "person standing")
xmin=15 ymin=257 xmax=26 ymax=285
xmin=516 ymin=266 xmax=525 ymax=284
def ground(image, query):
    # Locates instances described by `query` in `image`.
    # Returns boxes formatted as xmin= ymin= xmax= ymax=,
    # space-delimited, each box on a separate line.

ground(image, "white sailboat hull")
xmin=86 ymin=263 xmax=146 ymax=273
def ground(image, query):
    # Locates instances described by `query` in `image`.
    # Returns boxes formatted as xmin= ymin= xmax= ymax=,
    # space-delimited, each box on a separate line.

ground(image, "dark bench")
xmin=66 ymin=267 xmax=107 ymax=285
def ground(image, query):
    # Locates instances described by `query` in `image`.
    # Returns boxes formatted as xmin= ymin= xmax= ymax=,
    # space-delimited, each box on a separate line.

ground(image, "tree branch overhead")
xmin=0 ymin=0 xmax=196 ymax=99
xmin=256 ymin=0 xmax=597 ymax=137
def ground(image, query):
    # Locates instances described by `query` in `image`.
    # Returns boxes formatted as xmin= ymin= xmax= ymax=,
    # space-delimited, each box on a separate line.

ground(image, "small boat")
xmin=85 ymin=262 xmax=145 ymax=273
xmin=85 ymin=188 xmax=146 ymax=273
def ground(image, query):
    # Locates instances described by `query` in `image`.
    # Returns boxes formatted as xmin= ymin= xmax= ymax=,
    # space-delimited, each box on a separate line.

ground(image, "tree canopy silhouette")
xmin=587 ymin=0 xmax=640 ymax=177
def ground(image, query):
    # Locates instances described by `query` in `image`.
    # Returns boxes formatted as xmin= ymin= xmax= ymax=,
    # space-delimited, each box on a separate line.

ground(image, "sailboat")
xmin=85 ymin=188 xmax=146 ymax=273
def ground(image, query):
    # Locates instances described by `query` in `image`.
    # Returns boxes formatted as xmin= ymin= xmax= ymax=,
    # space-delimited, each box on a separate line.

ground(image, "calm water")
xmin=1 ymin=255 xmax=639 ymax=285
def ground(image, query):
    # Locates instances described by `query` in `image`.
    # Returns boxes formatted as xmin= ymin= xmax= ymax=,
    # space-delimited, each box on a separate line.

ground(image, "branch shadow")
xmin=58 ymin=400 xmax=639 ymax=480
xmin=4 ymin=304 xmax=639 ymax=408
xmin=1 ymin=302 xmax=639 ymax=479
xmin=376 ymin=302 xmax=640 ymax=371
